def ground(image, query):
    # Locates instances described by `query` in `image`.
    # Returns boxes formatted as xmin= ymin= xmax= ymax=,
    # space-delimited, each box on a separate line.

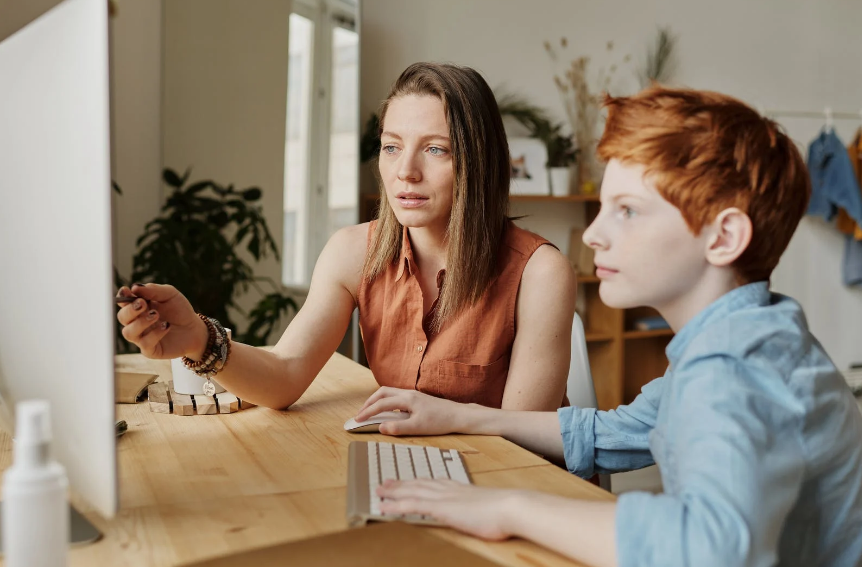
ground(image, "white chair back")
xmin=567 ymin=313 xmax=598 ymax=409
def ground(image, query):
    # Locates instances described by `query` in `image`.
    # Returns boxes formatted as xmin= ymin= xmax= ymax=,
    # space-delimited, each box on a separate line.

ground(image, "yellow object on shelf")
xmin=581 ymin=180 xmax=596 ymax=195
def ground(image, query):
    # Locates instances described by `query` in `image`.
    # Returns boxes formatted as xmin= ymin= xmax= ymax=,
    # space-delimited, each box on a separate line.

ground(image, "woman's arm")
xmin=502 ymin=244 xmax=577 ymax=410
xmin=119 ymin=223 xmax=368 ymax=410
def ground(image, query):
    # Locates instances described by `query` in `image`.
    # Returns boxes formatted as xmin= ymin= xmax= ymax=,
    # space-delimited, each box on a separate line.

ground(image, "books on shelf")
xmin=632 ymin=315 xmax=670 ymax=331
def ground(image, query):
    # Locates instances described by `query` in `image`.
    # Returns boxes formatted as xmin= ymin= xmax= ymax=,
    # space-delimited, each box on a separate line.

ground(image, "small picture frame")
xmin=508 ymin=137 xmax=549 ymax=196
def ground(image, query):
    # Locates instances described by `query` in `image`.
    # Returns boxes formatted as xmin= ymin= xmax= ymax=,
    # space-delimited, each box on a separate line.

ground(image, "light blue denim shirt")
xmin=557 ymin=282 xmax=862 ymax=567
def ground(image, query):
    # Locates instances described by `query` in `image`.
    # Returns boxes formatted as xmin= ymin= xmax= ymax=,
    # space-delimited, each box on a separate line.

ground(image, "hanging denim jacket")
xmin=806 ymin=129 xmax=862 ymax=227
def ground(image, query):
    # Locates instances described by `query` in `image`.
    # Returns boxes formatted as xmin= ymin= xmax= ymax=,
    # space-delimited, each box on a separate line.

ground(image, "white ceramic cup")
xmin=170 ymin=328 xmax=230 ymax=396
xmin=170 ymin=358 xmax=226 ymax=395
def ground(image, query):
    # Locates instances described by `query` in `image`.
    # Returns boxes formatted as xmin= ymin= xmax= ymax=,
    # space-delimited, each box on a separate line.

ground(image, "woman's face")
xmin=378 ymin=94 xmax=455 ymax=232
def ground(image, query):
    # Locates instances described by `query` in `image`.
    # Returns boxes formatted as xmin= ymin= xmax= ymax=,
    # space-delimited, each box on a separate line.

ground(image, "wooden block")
xmin=195 ymin=395 xmax=217 ymax=415
xmin=238 ymin=398 xmax=256 ymax=410
xmin=216 ymin=392 xmax=239 ymax=414
xmin=147 ymin=382 xmax=171 ymax=414
xmin=171 ymin=391 xmax=196 ymax=416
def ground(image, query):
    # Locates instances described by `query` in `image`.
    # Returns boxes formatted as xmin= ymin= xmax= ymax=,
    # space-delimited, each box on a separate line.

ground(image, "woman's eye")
xmin=381 ymin=145 xmax=398 ymax=155
xmin=428 ymin=146 xmax=448 ymax=156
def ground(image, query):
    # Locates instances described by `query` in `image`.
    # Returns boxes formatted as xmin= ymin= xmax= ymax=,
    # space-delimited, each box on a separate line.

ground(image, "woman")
xmin=117 ymin=62 xmax=576 ymax=411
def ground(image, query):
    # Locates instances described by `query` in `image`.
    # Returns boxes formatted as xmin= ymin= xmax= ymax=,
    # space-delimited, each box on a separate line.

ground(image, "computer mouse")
xmin=343 ymin=410 xmax=410 ymax=433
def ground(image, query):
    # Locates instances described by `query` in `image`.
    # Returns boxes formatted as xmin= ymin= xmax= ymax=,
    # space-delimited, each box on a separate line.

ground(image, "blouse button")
xmin=417 ymin=345 xmax=424 ymax=352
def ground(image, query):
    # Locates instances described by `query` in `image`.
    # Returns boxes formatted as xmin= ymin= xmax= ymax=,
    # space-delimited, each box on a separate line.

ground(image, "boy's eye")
xmin=620 ymin=206 xmax=636 ymax=219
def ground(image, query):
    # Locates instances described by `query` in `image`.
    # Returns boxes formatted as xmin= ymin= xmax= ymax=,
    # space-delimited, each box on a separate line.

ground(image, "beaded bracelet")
xmin=182 ymin=314 xmax=232 ymax=393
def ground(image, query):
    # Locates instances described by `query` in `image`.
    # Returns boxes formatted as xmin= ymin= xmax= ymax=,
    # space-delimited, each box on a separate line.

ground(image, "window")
xmin=283 ymin=0 xmax=358 ymax=288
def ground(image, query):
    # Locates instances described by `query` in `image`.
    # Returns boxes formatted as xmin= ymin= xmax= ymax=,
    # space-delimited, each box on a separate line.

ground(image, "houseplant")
xmin=117 ymin=168 xmax=296 ymax=351
xmin=544 ymin=123 xmax=579 ymax=196
xmin=496 ymin=93 xmax=578 ymax=195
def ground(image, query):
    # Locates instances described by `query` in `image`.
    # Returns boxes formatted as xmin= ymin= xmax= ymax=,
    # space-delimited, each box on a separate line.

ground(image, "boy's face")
xmin=583 ymin=159 xmax=712 ymax=313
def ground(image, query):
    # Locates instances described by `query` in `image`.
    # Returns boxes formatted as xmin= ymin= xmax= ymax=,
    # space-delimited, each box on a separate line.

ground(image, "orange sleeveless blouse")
xmin=357 ymin=220 xmax=553 ymax=408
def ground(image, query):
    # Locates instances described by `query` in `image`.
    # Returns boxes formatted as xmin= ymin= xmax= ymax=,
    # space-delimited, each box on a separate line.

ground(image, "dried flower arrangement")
xmin=544 ymin=38 xmax=629 ymax=193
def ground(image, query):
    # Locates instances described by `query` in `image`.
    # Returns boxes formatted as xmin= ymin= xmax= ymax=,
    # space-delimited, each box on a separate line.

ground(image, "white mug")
xmin=170 ymin=328 xmax=230 ymax=396
xmin=170 ymin=358 xmax=226 ymax=396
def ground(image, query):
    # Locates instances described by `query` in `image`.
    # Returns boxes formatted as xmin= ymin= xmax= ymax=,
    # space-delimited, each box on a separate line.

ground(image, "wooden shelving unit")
xmin=357 ymin=191 xmax=672 ymax=410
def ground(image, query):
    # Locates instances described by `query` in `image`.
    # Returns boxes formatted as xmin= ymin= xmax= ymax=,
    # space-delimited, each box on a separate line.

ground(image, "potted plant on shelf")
xmin=544 ymin=124 xmax=578 ymax=196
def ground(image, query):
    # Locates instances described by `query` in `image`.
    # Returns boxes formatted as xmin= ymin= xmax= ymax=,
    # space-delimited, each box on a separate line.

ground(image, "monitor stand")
xmin=0 ymin=503 xmax=102 ymax=550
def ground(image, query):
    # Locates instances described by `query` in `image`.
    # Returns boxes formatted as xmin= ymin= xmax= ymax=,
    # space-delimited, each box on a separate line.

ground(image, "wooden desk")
xmin=0 ymin=353 xmax=614 ymax=567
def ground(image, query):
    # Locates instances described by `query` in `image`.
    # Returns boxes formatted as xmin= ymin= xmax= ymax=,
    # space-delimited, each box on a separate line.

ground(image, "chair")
xmin=566 ymin=313 xmax=612 ymax=492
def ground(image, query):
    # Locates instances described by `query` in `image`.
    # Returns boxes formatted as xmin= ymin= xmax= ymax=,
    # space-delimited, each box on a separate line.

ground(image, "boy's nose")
xmin=583 ymin=218 xmax=608 ymax=251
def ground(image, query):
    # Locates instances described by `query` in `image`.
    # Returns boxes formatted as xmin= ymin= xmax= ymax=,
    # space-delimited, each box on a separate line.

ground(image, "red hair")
xmin=597 ymin=85 xmax=810 ymax=283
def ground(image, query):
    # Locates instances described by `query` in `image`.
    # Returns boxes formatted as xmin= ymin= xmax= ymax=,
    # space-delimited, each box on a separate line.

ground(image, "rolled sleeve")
xmin=557 ymin=405 xmax=598 ymax=477
xmin=557 ymin=376 xmax=663 ymax=477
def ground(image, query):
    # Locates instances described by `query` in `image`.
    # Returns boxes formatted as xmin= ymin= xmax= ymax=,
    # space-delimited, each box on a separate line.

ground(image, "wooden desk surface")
xmin=0 ymin=353 xmax=613 ymax=567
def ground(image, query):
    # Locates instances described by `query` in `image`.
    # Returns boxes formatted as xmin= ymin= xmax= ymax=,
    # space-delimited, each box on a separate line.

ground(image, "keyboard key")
xmin=443 ymin=451 xmax=470 ymax=484
xmin=410 ymin=446 xmax=433 ymax=479
xmin=426 ymin=447 xmax=449 ymax=479
xmin=395 ymin=444 xmax=415 ymax=480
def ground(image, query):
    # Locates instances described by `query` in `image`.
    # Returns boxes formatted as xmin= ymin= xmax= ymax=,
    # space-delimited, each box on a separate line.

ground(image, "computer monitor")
xmin=0 ymin=0 xmax=117 ymax=527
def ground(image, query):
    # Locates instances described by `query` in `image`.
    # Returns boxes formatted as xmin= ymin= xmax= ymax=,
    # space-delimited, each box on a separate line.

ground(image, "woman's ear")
xmin=704 ymin=207 xmax=752 ymax=267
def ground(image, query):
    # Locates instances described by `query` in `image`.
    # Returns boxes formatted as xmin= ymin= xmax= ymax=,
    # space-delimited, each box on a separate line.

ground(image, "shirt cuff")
xmin=556 ymin=406 xmax=596 ymax=478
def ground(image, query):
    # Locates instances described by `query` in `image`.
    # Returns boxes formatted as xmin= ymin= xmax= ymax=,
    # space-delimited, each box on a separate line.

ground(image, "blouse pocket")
xmin=434 ymin=354 xmax=510 ymax=407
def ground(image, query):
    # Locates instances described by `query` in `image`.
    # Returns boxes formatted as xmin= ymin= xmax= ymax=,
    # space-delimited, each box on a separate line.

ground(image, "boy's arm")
xmin=558 ymin=375 xmax=664 ymax=477
xmin=357 ymin=375 xmax=666 ymax=473
xmin=614 ymin=355 xmax=806 ymax=567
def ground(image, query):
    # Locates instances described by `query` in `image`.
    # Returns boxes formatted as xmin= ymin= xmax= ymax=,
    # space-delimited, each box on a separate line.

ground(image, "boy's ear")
xmin=704 ymin=207 xmax=752 ymax=267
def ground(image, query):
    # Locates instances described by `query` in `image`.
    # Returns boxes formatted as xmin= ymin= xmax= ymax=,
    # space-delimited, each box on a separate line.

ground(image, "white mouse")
xmin=343 ymin=410 xmax=410 ymax=433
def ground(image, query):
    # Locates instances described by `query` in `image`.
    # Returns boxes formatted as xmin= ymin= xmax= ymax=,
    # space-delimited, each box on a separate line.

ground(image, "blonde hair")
xmin=363 ymin=62 xmax=511 ymax=331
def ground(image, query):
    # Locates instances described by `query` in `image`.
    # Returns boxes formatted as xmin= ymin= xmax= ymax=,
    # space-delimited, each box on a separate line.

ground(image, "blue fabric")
xmin=806 ymin=130 xmax=862 ymax=226
xmin=844 ymin=235 xmax=862 ymax=287
xmin=557 ymin=282 xmax=862 ymax=567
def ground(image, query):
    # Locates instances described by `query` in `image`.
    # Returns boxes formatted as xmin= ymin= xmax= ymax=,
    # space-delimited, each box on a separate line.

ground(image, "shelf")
xmin=623 ymin=329 xmax=675 ymax=339
xmin=360 ymin=193 xmax=600 ymax=203
xmin=585 ymin=332 xmax=614 ymax=343
xmin=577 ymin=275 xmax=600 ymax=283
xmin=511 ymin=194 xmax=600 ymax=203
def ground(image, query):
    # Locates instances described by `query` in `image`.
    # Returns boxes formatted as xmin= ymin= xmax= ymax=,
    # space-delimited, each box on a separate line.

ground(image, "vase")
xmin=549 ymin=167 xmax=571 ymax=197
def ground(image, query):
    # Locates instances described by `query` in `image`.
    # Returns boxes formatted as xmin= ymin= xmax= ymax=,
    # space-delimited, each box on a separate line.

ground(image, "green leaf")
xmin=163 ymin=168 xmax=184 ymax=188
xmin=242 ymin=187 xmax=262 ymax=201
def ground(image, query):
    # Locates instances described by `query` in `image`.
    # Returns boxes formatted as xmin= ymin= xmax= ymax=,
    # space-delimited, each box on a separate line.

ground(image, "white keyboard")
xmin=346 ymin=441 xmax=471 ymax=527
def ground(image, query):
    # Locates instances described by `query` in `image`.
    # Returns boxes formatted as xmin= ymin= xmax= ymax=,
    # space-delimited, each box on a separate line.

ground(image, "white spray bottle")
xmin=2 ymin=400 xmax=69 ymax=566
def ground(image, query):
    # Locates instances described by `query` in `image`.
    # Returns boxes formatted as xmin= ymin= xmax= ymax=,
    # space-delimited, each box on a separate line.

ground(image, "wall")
xmin=162 ymin=0 xmax=291 ymax=321
xmin=109 ymin=0 xmax=163 ymax=282
xmin=360 ymin=0 xmax=862 ymax=370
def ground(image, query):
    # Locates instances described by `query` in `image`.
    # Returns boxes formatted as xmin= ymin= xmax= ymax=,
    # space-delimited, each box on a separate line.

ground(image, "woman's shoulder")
xmin=503 ymin=222 xmax=554 ymax=256
xmin=320 ymin=223 xmax=373 ymax=287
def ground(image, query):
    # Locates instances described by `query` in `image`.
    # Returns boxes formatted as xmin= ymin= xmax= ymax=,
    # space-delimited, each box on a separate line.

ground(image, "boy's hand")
xmin=355 ymin=387 xmax=472 ymax=436
xmin=377 ymin=479 xmax=520 ymax=540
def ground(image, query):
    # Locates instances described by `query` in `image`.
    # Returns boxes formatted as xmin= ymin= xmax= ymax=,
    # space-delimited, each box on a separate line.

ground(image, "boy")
xmin=354 ymin=86 xmax=862 ymax=567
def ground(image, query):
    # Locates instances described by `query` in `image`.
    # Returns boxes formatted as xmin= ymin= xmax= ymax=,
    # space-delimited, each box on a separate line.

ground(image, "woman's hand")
xmin=116 ymin=283 xmax=208 ymax=360
xmin=355 ymin=387 xmax=474 ymax=436
xmin=378 ymin=479 xmax=521 ymax=540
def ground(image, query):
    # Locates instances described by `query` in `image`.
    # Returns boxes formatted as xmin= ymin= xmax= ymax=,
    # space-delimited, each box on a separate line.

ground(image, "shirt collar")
xmin=666 ymin=281 xmax=770 ymax=367
xmin=395 ymin=226 xmax=415 ymax=282
xmin=394 ymin=226 xmax=447 ymax=287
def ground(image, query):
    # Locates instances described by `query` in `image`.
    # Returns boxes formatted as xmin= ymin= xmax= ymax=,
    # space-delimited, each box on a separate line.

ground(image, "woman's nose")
xmin=397 ymin=151 xmax=422 ymax=183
